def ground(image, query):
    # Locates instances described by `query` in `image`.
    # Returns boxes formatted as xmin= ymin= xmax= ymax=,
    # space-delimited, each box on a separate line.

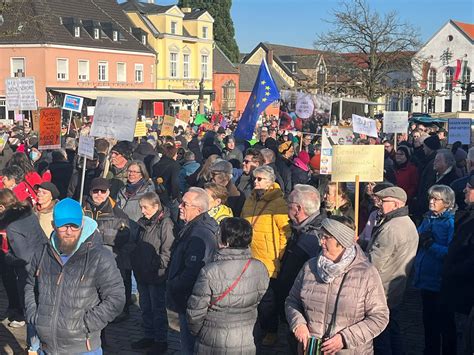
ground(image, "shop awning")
xmin=50 ymin=89 xmax=192 ymax=101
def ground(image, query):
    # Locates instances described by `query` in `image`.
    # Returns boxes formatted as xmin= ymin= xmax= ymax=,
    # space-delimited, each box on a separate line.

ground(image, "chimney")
xmin=181 ymin=7 xmax=192 ymax=13
xmin=266 ymin=49 xmax=273 ymax=66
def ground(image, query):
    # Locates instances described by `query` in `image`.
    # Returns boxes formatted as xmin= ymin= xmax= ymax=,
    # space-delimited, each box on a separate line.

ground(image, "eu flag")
xmin=234 ymin=59 xmax=280 ymax=140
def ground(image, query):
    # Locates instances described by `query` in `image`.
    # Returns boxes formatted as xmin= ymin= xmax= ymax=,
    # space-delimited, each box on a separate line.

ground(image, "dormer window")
xmin=94 ymin=28 xmax=100 ymax=39
xmin=142 ymin=34 xmax=147 ymax=45
xmin=74 ymin=26 xmax=80 ymax=38
xmin=171 ymin=21 xmax=177 ymax=35
xmin=113 ymin=31 xmax=118 ymax=42
xmin=202 ymin=26 xmax=208 ymax=39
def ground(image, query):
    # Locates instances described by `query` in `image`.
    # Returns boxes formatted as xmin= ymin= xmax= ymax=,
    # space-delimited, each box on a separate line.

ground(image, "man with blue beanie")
xmin=24 ymin=198 xmax=125 ymax=354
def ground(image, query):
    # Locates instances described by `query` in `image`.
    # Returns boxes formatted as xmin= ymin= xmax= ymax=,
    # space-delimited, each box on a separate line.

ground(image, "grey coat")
xmin=285 ymin=246 xmax=389 ymax=355
xmin=367 ymin=206 xmax=419 ymax=308
xmin=187 ymin=248 xmax=269 ymax=354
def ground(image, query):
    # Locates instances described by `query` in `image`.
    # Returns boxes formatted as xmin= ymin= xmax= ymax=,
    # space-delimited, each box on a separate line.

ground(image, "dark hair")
xmin=244 ymin=148 xmax=264 ymax=166
xmin=2 ymin=166 xmax=24 ymax=183
xmin=95 ymin=138 xmax=110 ymax=153
xmin=6 ymin=152 xmax=35 ymax=174
xmin=204 ymin=182 xmax=228 ymax=204
xmin=162 ymin=144 xmax=177 ymax=158
xmin=328 ymin=215 xmax=355 ymax=229
xmin=0 ymin=188 xmax=25 ymax=210
xmin=220 ymin=217 xmax=252 ymax=248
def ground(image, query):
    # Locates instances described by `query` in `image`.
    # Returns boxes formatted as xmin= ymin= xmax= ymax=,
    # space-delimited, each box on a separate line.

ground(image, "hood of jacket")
xmin=212 ymin=247 xmax=251 ymax=262
xmin=382 ymin=205 xmax=409 ymax=222
xmin=0 ymin=203 xmax=33 ymax=229
xmin=51 ymin=216 xmax=98 ymax=257
xmin=292 ymin=209 xmax=326 ymax=234
xmin=251 ymin=183 xmax=284 ymax=202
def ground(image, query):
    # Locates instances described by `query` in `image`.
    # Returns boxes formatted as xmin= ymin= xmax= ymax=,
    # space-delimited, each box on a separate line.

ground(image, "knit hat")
xmin=423 ymin=134 xmax=441 ymax=151
xmin=278 ymin=141 xmax=293 ymax=154
xmin=310 ymin=152 xmax=321 ymax=170
xmin=454 ymin=148 xmax=467 ymax=162
xmin=297 ymin=150 xmax=310 ymax=165
xmin=375 ymin=186 xmax=407 ymax=204
xmin=320 ymin=218 xmax=355 ymax=248
xmin=111 ymin=141 xmax=132 ymax=159
xmin=210 ymin=159 xmax=233 ymax=175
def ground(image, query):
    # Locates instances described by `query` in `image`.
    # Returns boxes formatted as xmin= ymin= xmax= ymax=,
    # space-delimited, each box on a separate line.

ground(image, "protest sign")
xmin=87 ymin=106 xmax=95 ymax=116
xmin=32 ymin=109 xmax=40 ymax=132
xmin=194 ymin=114 xmax=208 ymax=126
xmin=448 ymin=118 xmax=471 ymax=144
xmin=153 ymin=102 xmax=164 ymax=116
xmin=39 ymin=108 xmax=61 ymax=150
xmin=90 ymin=97 xmax=140 ymax=142
xmin=78 ymin=135 xmax=95 ymax=160
xmin=352 ymin=114 xmax=378 ymax=137
xmin=160 ymin=115 xmax=176 ymax=136
xmin=332 ymin=145 xmax=384 ymax=182
xmin=5 ymin=77 xmax=37 ymax=111
xmin=63 ymin=94 xmax=84 ymax=113
xmin=178 ymin=109 xmax=191 ymax=123
xmin=175 ymin=118 xmax=188 ymax=129
xmin=0 ymin=133 xmax=9 ymax=152
xmin=383 ymin=111 xmax=408 ymax=134
xmin=320 ymin=126 xmax=354 ymax=175
xmin=295 ymin=92 xmax=314 ymax=119
xmin=14 ymin=113 xmax=24 ymax=122
xmin=134 ymin=121 xmax=148 ymax=137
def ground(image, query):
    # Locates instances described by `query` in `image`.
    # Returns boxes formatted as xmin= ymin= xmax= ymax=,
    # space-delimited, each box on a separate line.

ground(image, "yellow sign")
xmin=331 ymin=145 xmax=384 ymax=182
xmin=134 ymin=121 xmax=147 ymax=137
xmin=160 ymin=115 xmax=176 ymax=136
xmin=178 ymin=110 xmax=191 ymax=123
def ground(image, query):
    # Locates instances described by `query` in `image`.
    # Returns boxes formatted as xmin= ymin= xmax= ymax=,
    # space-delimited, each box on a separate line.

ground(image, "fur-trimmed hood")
xmin=0 ymin=203 xmax=33 ymax=229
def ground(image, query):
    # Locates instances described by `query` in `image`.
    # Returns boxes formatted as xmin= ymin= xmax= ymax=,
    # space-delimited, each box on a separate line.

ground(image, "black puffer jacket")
xmin=25 ymin=218 xmax=125 ymax=354
xmin=131 ymin=208 xmax=175 ymax=284
xmin=152 ymin=156 xmax=181 ymax=204
xmin=167 ymin=212 xmax=218 ymax=314
xmin=49 ymin=160 xmax=74 ymax=199
xmin=187 ymin=248 xmax=269 ymax=354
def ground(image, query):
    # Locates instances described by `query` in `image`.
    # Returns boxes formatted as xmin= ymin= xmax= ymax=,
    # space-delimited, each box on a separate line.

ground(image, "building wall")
xmin=213 ymin=72 xmax=239 ymax=113
xmin=244 ymin=47 xmax=295 ymax=87
xmin=0 ymin=45 xmax=155 ymax=107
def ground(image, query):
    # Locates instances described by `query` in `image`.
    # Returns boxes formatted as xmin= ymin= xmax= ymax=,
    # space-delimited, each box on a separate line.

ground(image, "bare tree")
xmin=315 ymin=0 xmax=421 ymax=103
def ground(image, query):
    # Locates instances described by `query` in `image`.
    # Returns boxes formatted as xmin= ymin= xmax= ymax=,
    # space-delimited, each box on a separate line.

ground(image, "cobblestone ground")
xmin=0 ymin=282 xmax=424 ymax=355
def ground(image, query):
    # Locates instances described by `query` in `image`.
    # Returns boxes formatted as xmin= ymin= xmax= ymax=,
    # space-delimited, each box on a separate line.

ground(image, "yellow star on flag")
xmin=262 ymin=97 xmax=267 ymax=102
xmin=265 ymin=92 xmax=270 ymax=96
xmin=261 ymin=80 xmax=266 ymax=85
xmin=265 ymin=86 xmax=270 ymax=90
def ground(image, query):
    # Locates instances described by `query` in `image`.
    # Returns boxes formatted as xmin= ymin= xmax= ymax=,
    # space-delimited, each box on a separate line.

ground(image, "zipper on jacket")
xmin=322 ymin=281 xmax=333 ymax=338
xmin=51 ymin=266 xmax=64 ymax=352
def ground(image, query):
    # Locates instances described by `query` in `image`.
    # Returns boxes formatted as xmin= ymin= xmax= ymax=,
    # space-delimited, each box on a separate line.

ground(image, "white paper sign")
xmin=352 ymin=114 xmax=378 ymax=137
xmin=78 ymin=135 xmax=95 ymax=160
xmin=383 ymin=111 xmax=408 ymax=134
xmin=5 ymin=77 xmax=37 ymax=111
xmin=90 ymin=97 xmax=140 ymax=141
xmin=62 ymin=94 xmax=84 ymax=113
xmin=320 ymin=126 xmax=354 ymax=175
xmin=295 ymin=92 xmax=314 ymax=119
xmin=448 ymin=119 xmax=472 ymax=144
xmin=87 ymin=106 xmax=95 ymax=116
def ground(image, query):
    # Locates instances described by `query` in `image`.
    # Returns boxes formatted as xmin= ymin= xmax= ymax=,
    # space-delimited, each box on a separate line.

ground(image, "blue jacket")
xmin=179 ymin=160 xmax=200 ymax=193
xmin=414 ymin=210 xmax=454 ymax=292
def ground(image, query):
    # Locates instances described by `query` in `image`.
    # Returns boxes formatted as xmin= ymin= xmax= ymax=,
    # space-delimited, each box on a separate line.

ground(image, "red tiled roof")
xmin=453 ymin=20 xmax=474 ymax=41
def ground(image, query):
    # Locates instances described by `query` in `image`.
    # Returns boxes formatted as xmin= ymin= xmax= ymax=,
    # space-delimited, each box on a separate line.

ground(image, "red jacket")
xmin=395 ymin=162 xmax=419 ymax=202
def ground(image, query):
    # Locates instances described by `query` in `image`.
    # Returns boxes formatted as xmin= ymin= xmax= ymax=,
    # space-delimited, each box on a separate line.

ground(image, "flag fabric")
xmin=234 ymin=59 xmax=280 ymax=140
xmin=453 ymin=59 xmax=469 ymax=86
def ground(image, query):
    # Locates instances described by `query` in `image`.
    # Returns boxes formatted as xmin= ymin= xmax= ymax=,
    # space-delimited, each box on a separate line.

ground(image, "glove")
xmin=419 ymin=231 xmax=434 ymax=249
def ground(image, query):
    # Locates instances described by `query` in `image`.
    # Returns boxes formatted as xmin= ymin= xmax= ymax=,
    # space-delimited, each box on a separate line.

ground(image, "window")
xmin=135 ymin=64 xmax=144 ymax=83
xmin=117 ymin=63 xmax=126 ymax=82
xmin=465 ymin=67 xmax=471 ymax=83
xmin=317 ymin=63 xmax=326 ymax=86
xmin=74 ymin=26 xmax=80 ymax=38
xmin=10 ymin=58 xmax=25 ymax=77
xmin=170 ymin=53 xmax=177 ymax=78
xmin=78 ymin=60 xmax=89 ymax=81
xmin=171 ymin=21 xmax=177 ymax=34
xmin=141 ymin=34 xmax=147 ymax=45
xmin=445 ymin=67 xmax=454 ymax=91
xmin=428 ymin=68 xmax=436 ymax=91
xmin=113 ymin=31 xmax=118 ymax=42
xmin=183 ymin=54 xmax=190 ymax=78
xmin=201 ymin=55 xmax=208 ymax=79
xmin=94 ymin=28 xmax=100 ymax=39
xmin=56 ymin=58 xmax=69 ymax=80
xmin=98 ymin=61 xmax=108 ymax=81
xmin=202 ymin=26 xmax=208 ymax=39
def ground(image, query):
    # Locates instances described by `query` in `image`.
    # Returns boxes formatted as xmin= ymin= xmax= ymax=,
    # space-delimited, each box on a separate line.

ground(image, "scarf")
xmin=125 ymin=178 xmax=145 ymax=198
xmin=316 ymin=245 xmax=356 ymax=283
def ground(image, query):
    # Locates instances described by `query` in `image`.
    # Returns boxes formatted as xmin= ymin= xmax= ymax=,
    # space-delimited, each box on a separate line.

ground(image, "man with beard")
xmin=25 ymin=198 xmax=125 ymax=354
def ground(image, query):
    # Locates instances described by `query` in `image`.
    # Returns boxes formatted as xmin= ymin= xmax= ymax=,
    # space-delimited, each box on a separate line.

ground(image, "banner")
xmin=39 ymin=108 xmax=61 ymax=150
xmin=78 ymin=135 xmax=95 ymax=160
xmin=383 ymin=111 xmax=408 ymax=134
xmin=448 ymin=118 xmax=472 ymax=144
xmin=352 ymin=114 xmax=378 ymax=137
xmin=332 ymin=145 xmax=385 ymax=182
xmin=134 ymin=121 xmax=147 ymax=137
xmin=63 ymin=94 xmax=84 ymax=112
xmin=153 ymin=102 xmax=164 ymax=116
xmin=5 ymin=77 xmax=37 ymax=111
xmin=90 ymin=97 xmax=140 ymax=141
xmin=320 ymin=126 xmax=354 ymax=175
xmin=160 ymin=115 xmax=176 ymax=136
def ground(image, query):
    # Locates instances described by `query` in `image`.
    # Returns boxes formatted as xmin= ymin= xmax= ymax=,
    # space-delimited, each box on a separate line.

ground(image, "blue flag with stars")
xmin=234 ymin=59 xmax=280 ymax=140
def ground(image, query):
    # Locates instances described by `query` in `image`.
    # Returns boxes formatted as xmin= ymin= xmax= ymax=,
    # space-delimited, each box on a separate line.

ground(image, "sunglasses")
xmin=255 ymin=176 xmax=267 ymax=182
xmin=92 ymin=189 xmax=107 ymax=194
xmin=57 ymin=224 xmax=81 ymax=232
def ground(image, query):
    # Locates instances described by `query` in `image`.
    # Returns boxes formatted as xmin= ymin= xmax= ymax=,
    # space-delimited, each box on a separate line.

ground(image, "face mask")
xmin=29 ymin=151 xmax=40 ymax=161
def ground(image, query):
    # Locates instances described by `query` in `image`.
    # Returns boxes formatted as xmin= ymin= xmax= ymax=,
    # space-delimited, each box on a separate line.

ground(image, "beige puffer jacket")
xmin=285 ymin=245 xmax=389 ymax=354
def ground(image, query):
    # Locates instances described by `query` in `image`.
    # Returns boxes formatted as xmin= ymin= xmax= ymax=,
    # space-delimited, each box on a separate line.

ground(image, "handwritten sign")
xmin=383 ymin=111 xmax=408 ymax=134
xmin=39 ymin=108 xmax=61 ymax=150
xmin=78 ymin=135 xmax=95 ymax=160
xmin=448 ymin=118 xmax=472 ymax=144
xmin=332 ymin=145 xmax=384 ymax=182
xmin=5 ymin=77 xmax=37 ymax=111
xmin=352 ymin=114 xmax=378 ymax=138
xmin=295 ymin=92 xmax=314 ymax=119
xmin=63 ymin=94 xmax=84 ymax=113
xmin=90 ymin=97 xmax=140 ymax=142
xmin=134 ymin=121 xmax=147 ymax=137
xmin=320 ymin=126 xmax=354 ymax=175
xmin=160 ymin=115 xmax=176 ymax=136
xmin=153 ymin=102 xmax=164 ymax=116
xmin=178 ymin=109 xmax=191 ymax=123
xmin=32 ymin=109 xmax=40 ymax=132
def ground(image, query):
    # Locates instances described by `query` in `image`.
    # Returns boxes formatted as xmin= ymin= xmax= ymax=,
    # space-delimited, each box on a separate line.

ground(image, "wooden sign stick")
xmin=354 ymin=175 xmax=360 ymax=240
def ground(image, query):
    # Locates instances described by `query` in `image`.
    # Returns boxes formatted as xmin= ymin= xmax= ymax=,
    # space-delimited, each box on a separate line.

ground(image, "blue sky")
xmin=127 ymin=0 xmax=473 ymax=53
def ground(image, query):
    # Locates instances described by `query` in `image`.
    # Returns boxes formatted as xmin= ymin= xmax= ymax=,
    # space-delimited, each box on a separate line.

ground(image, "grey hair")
xmin=436 ymin=149 xmax=456 ymax=167
xmin=184 ymin=150 xmax=195 ymax=161
xmin=127 ymin=160 xmax=150 ymax=181
xmin=468 ymin=147 xmax=474 ymax=163
xmin=428 ymin=184 xmax=456 ymax=211
xmin=187 ymin=187 xmax=209 ymax=212
xmin=260 ymin=148 xmax=275 ymax=163
xmin=139 ymin=192 xmax=162 ymax=210
xmin=289 ymin=184 xmax=321 ymax=215
xmin=253 ymin=165 xmax=275 ymax=184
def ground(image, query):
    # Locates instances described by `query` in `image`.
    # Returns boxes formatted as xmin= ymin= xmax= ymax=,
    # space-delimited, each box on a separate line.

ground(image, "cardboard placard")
xmin=320 ymin=126 xmax=354 ymax=175
xmin=332 ymin=145 xmax=385 ymax=182
xmin=153 ymin=102 xmax=164 ymax=116
xmin=32 ymin=109 xmax=40 ymax=132
xmin=352 ymin=114 xmax=378 ymax=138
xmin=160 ymin=115 xmax=176 ymax=136
xmin=5 ymin=77 xmax=37 ymax=111
xmin=39 ymin=108 xmax=61 ymax=150
xmin=14 ymin=113 xmax=24 ymax=122
xmin=63 ymin=94 xmax=84 ymax=113
xmin=134 ymin=121 xmax=148 ymax=137
xmin=78 ymin=135 xmax=95 ymax=160
xmin=178 ymin=109 xmax=191 ymax=123
xmin=448 ymin=118 xmax=472 ymax=144
xmin=383 ymin=111 xmax=408 ymax=134
xmin=90 ymin=97 xmax=140 ymax=142
xmin=87 ymin=106 xmax=95 ymax=116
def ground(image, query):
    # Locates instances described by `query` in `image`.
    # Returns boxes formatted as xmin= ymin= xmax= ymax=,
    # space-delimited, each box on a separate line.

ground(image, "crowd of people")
xmin=0 ymin=113 xmax=472 ymax=355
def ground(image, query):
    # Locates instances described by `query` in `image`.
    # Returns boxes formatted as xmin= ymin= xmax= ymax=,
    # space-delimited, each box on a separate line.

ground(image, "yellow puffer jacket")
xmin=208 ymin=204 xmax=234 ymax=224
xmin=241 ymin=183 xmax=290 ymax=278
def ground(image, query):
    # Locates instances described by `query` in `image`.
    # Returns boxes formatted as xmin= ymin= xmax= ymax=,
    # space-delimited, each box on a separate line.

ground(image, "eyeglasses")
xmin=127 ymin=170 xmax=142 ymax=174
xmin=429 ymin=196 xmax=443 ymax=202
xmin=319 ymin=233 xmax=334 ymax=241
xmin=92 ymin=189 xmax=107 ymax=194
xmin=57 ymin=224 xmax=81 ymax=232
xmin=254 ymin=176 xmax=267 ymax=182
xmin=381 ymin=199 xmax=396 ymax=204
xmin=180 ymin=201 xmax=198 ymax=209
xmin=243 ymin=159 xmax=254 ymax=164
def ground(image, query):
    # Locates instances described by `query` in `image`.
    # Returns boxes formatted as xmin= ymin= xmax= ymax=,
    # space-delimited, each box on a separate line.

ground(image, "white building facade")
xmin=412 ymin=20 xmax=473 ymax=113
